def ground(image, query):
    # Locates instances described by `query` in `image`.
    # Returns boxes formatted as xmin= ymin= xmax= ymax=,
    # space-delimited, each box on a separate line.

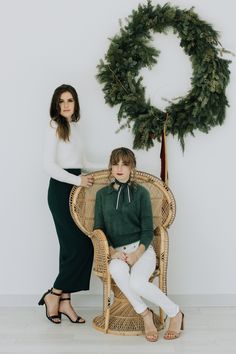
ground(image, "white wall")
xmin=0 ymin=0 xmax=235 ymax=306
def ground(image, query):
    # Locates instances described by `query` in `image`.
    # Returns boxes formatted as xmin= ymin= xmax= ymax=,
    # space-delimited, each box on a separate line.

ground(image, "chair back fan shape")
xmin=70 ymin=169 xmax=176 ymax=335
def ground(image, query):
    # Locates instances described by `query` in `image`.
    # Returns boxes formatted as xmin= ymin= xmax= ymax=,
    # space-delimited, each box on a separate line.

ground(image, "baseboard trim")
xmin=0 ymin=294 xmax=235 ymax=307
xmin=169 ymin=294 xmax=236 ymax=307
xmin=0 ymin=294 xmax=102 ymax=307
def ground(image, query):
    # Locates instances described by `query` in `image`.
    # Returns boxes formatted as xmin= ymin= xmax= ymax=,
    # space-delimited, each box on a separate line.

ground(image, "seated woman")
xmin=93 ymin=147 xmax=184 ymax=342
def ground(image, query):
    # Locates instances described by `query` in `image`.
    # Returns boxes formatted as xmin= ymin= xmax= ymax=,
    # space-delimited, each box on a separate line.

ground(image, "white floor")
xmin=0 ymin=307 xmax=235 ymax=354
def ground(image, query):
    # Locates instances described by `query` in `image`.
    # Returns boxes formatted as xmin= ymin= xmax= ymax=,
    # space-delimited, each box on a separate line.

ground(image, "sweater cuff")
xmin=140 ymin=240 xmax=151 ymax=250
xmin=66 ymin=174 xmax=82 ymax=186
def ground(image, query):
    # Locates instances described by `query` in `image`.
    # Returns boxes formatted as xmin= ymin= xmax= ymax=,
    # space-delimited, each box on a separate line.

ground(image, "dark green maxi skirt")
xmin=48 ymin=169 xmax=93 ymax=293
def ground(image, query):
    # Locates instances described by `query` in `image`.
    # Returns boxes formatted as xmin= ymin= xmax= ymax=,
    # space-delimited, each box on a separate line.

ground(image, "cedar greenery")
xmin=97 ymin=1 xmax=231 ymax=150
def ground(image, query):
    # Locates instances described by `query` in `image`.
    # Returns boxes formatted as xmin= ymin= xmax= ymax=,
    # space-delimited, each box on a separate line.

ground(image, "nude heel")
xmin=181 ymin=312 xmax=184 ymax=330
xmin=141 ymin=308 xmax=158 ymax=342
xmin=163 ymin=311 xmax=184 ymax=340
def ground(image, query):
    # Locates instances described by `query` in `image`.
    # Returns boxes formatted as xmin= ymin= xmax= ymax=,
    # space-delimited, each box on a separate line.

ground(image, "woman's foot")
xmin=141 ymin=308 xmax=158 ymax=342
xmin=59 ymin=295 xmax=85 ymax=323
xmin=38 ymin=288 xmax=62 ymax=324
xmin=164 ymin=311 xmax=184 ymax=340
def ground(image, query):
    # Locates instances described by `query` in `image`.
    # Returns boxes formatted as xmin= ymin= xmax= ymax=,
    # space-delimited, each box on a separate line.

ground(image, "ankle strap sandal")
xmin=38 ymin=288 xmax=62 ymax=324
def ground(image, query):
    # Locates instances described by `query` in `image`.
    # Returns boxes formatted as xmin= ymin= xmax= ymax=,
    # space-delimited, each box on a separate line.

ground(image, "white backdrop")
xmin=0 ymin=0 xmax=235 ymax=306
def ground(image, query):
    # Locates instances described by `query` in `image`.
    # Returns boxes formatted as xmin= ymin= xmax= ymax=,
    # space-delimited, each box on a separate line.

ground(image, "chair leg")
xmin=158 ymin=227 xmax=169 ymax=325
xmin=159 ymin=265 xmax=167 ymax=325
xmin=103 ymin=275 xmax=111 ymax=333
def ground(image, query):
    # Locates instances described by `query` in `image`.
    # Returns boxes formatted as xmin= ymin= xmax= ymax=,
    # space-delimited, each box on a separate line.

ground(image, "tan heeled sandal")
xmin=164 ymin=311 xmax=184 ymax=340
xmin=141 ymin=308 xmax=158 ymax=342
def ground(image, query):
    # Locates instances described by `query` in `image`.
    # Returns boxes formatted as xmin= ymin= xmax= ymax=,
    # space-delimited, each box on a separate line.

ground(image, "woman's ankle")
xmin=52 ymin=288 xmax=62 ymax=296
xmin=140 ymin=308 xmax=150 ymax=318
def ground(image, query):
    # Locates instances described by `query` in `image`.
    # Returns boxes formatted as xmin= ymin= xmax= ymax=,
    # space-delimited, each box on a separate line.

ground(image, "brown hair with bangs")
xmin=108 ymin=147 xmax=136 ymax=181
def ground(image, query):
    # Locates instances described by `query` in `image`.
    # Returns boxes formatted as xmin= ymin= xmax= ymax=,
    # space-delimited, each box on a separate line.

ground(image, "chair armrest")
xmin=153 ymin=225 xmax=168 ymax=261
xmin=153 ymin=226 xmax=169 ymax=295
xmin=91 ymin=229 xmax=110 ymax=278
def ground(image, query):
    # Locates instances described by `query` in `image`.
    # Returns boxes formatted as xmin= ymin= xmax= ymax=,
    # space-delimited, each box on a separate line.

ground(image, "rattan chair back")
xmin=70 ymin=169 xmax=176 ymax=236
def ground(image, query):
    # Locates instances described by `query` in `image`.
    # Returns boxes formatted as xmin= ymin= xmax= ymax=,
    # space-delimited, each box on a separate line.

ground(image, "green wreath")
xmin=97 ymin=1 xmax=231 ymax=150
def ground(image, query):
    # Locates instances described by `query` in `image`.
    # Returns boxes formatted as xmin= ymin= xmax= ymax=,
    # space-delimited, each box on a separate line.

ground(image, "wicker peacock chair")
xmin=69 ymin=170 xmax=176 ymax=335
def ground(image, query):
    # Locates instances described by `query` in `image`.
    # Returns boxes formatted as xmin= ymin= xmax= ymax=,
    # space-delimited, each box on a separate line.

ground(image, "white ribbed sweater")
xmin=43 ymin=121 xmax=102 ymax=186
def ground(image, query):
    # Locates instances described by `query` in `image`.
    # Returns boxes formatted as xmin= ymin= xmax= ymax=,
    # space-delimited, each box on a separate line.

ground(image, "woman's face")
xmin=112 ymin=159 xmax=132 ymax=183
xmin=59 ymin=91 xmax=75 ymax=121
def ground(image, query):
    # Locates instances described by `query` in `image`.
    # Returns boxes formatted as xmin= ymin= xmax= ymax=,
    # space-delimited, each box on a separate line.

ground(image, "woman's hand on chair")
xmin=81 ymin=174 xmax=94 ymax=187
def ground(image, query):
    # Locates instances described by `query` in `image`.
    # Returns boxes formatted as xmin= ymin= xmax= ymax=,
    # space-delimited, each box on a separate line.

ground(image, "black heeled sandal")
xmin=59 ymin=297 xmax=86 ymax=324
xmin=38 ymin=288 xmax=61 ymax=324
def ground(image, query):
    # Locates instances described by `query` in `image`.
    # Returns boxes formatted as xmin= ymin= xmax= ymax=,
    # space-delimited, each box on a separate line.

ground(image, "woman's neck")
xmin=113 ymin=178 xmax=130 ymax=189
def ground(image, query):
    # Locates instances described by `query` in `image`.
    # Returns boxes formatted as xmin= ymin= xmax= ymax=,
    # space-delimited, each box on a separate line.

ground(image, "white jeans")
xmin=109 ymin=242 xmax=179 ymax=316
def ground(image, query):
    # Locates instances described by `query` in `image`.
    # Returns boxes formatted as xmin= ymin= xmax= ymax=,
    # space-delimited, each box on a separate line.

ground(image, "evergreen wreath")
xmin=97 ymin=1 xmax=231 ymax=150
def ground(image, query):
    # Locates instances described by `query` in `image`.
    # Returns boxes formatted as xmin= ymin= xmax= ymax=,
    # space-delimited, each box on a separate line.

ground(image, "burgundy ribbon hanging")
xmin=160 ymin=113 xmax=168 ymax=185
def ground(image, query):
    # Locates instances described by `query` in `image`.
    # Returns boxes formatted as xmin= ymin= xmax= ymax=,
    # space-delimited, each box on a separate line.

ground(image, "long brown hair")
xmin=108 ymin=147 xmax=137 ymax=182
xmin=49 ymin=84 xmax=80 ymax=141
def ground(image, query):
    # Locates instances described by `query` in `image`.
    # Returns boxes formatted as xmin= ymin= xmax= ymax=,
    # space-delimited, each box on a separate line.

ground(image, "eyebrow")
xmin=59 ymin=97 xmax=74 ymax=101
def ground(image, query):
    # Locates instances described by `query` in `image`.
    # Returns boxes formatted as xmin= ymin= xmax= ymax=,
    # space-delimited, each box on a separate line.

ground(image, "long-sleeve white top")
xmin=43 ymin=120 xmax=104 ymax=186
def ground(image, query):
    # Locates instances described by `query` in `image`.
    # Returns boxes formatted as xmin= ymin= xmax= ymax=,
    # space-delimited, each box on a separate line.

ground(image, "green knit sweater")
xmin=93 ymin=183 xmax=153 ymax=249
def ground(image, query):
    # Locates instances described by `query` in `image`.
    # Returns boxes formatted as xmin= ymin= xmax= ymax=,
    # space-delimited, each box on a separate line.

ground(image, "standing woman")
xmin=39 ymin=84 xmax=94 ymax=324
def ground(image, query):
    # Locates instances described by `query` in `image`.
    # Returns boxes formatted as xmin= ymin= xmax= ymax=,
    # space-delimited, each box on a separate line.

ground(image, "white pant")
xmin=109 ymin=242 xmax=179 ymax=317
